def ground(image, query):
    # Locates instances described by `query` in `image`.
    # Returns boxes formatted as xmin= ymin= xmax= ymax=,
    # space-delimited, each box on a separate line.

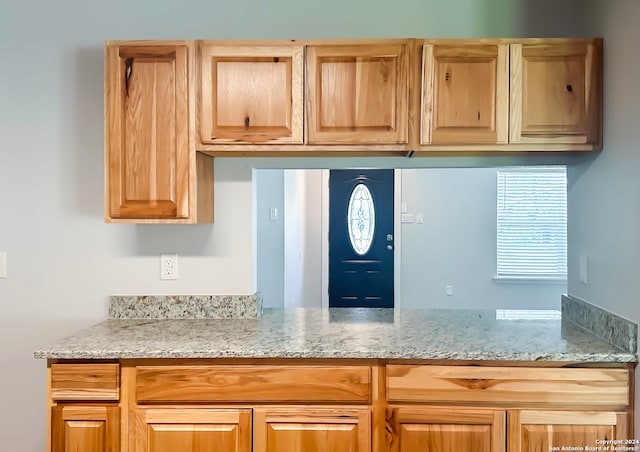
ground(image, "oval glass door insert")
xmin=347 ymin=183 xmax=375 ymax=255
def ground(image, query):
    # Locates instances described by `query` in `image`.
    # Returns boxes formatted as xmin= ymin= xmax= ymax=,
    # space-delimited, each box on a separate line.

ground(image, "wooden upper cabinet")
xmin=199 ymin=43 xmax=304 ymax=144
xmin=105 ymin=41 xmax=197 ymax=222
xmin=421 ymin=42 xmax=509 ymax=145
xmin=306 ymin=42 xmax=410 ymax=144
xmin=509 ymin=39 xmax=602 ymax=146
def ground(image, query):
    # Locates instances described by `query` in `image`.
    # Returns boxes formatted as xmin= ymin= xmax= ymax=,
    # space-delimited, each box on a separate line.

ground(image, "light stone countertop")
xmin=34 ymin=308 xmax=636 ymax=362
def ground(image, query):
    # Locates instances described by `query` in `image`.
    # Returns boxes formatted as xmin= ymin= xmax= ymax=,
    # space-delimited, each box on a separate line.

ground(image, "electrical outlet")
xmin=160 ymin=254 xmax=178 ymax=280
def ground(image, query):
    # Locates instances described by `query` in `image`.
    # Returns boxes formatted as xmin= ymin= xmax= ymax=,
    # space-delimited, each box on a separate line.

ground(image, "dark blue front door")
xmin=329 ymin=169 xmax=394 ymax=308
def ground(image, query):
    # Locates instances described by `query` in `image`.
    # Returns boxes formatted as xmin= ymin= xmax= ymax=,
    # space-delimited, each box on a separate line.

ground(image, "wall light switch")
xmin=401 ymin=213 xmax=414 ymax=223
xmin=269 ymin=207 xmax=279 ymax=221
xmin=401 ymin=202 xmax=408 ymax=213
xmin=416 ymin=213 xmax=424 ymax=224
xmin=0 ymin=251 xmax=6 ymax=278
xmin=446 ymin=285 xmax=453 ymax=296
xmin=579 ymin=255 xmax=588 ymax=284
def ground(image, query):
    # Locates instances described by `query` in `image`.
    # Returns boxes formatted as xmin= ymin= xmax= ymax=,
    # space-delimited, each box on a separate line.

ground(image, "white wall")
xmin=255 ymin=170 xmax=285 ymax=308
xmin=283 ymin=170 xmax=323 ymax=307
xmin=259 ymin=168 xmax=565 ymax=309
xmin=566 ymin=0 xmax=640 ymax=435
xmin=0 ymin=0 xmax=587 ymax=449
xmin=400 ymin=168 xmax=565 ymax=308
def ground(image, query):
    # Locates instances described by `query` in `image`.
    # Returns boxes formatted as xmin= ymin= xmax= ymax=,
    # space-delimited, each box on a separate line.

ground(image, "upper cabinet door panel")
xmin=199 ymin=44 xmax=304 ymax=144
xmin=105 ymin=42 xmax=191 ymax=220
xmin=422 ymin=43 xmax=509 ymax=144
xmin=509 ymin=40 xmax=602 ymax=145
xmin=306 ymin=43 xmax=409 ymax=144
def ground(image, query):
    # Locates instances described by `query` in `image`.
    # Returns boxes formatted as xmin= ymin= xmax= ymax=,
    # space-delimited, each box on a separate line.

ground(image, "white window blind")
xmin=496 ymin=166 xmax=567 ymax=279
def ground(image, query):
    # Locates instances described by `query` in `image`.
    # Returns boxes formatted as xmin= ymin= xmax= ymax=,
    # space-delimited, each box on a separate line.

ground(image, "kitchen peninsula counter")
xmin=34 ymin=308 xmax=636 ymax=362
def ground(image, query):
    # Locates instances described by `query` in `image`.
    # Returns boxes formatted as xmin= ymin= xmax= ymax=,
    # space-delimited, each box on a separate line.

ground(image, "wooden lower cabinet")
xmin=386 ymin=407 xmax=505 ymax=452
xmin=385 ymin=408 xmax=629 ymax=452
xmin=47 ymin=361 xmax=633 ymax=452
xmin=254 ymin=407 xmax=370 ymax=452
xmin=134 ymin=408 xmax=252 ymax=452
xmin=509 ymin=410 xmax=628 ymax=452
xmin=51 ymin=405 xmax=119 ymax=452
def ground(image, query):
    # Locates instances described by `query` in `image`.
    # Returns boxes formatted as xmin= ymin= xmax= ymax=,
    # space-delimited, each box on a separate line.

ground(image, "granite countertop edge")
xmin=34 ymin=349 xmax=636 ymax=362
xmin=34 ymin=309 xmax=638 ymax=363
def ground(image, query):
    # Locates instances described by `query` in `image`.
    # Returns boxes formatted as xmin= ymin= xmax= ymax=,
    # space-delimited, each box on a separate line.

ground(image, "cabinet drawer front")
xmin=50 ymin=364 xmax=120 ymax=401
xmin=387 ymin=365 xmax=629 ymax=408
xmin=136 ymin=365 xmax=371 ymax=403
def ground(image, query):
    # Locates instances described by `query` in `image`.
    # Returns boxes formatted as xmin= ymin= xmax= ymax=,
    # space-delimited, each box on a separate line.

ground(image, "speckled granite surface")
xmin=109 ymin=294 xmax=263 ymax=319
xmin=34 ymin=308 xmax=636 ymax=362
xmin=562 ymin=294 xmax=637 ymax=353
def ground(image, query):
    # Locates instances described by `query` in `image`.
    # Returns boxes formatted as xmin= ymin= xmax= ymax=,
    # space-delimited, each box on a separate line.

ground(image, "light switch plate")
xmin=0 ymin=251 xmax=6 ymax=278
xmin=401 ymin=213 xmax=414 ymax=223
xmin=579 ymin=255 xmax=588 ymax=284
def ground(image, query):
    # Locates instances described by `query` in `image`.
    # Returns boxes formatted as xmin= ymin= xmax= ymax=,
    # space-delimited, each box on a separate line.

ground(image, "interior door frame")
xmin=321 ymin=169 xmax=403 ymax=309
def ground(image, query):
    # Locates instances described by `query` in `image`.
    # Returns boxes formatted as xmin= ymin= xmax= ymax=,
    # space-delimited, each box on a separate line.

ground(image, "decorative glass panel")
xmin=347 ymin=183 xmax=375 ymax=255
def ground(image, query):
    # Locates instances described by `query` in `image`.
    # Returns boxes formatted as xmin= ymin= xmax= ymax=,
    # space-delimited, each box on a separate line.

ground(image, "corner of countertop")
xmin=562 ymin=294 xmax=638 ymax=354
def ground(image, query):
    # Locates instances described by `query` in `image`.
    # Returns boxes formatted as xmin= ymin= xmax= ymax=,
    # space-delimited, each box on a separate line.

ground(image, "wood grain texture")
xmin=52 ymin=405 xmax=119 ymax=452
xmin=306 ymin=42 xmax=410 ymax=144
xmin=508 ymin=410 xmax=628 ymax=452
xmin=199 ymin=43 xmax=304 ymax=144
xmin=509 ymin=39 xmax=602 ymax=146
xmin=387 ymin=365 xmax=629 ymax=408
xmin=51 ymin=364 xmax=120 ymax=401
xmin=135 ymin=408 xmax=251 ymax=452
xmin=421 ymin=42 xmax=509 ymax=145
xmin=195 ymin=152 xmax=214 ymax=223
xmin=120 ymin=364 xmax=136 ymax=452
xmin=105 ymin=41 xmax=193 ymax=222
xmin=253 ymin=407 xmax=370 ymax=452
xmin=136 ymin=365 xmax=371 ymax=403
xmin=386 ymin=407 xmax=505 ymax=452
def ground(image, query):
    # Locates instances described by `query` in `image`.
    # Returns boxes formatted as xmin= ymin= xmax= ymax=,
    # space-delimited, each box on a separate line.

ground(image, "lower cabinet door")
xmin=135 ymin=408 xmax=251 ymax=452
xmin=253 ymin=407 xmax=370 ymax=452
xmin=508 ymin=410 xmax=629 ymax=452
xmin=385 ymin=407 xmax=505 ymax=452
xmin=52 ymin=405 xmax=119 ymax=452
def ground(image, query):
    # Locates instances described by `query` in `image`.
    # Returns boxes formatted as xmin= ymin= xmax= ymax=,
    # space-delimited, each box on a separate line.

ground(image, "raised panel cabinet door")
xmin=386 ymin=407 xmax=505 ymax=452
xmin=199 ymin=43 xmax=304 ymax=144
xmin=51 ymin=405 xmax=119 ymax=452
xmin=306 ymin=43 xmax=410 ymax=144
xmin=254 ymin=407 xmax=370 ymax=452
xmin=105 ymin=41 xmax=193 ymax=221
xmin=421 ymin=43 xmax=509 ymax=144
xmin=508 ymin=410 xmax=628 ymax=452
xmin=509 ymin=39 xmax=602 ymax=146
xmin=135 ymin=408 xmax=251 ymax=452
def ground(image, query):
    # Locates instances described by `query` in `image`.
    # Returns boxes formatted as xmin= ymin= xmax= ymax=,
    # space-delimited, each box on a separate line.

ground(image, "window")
xmin=496 ymin=166 xmax=567 ymax=280
xmin=347 ymin=183 xmax=375 ymax=255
